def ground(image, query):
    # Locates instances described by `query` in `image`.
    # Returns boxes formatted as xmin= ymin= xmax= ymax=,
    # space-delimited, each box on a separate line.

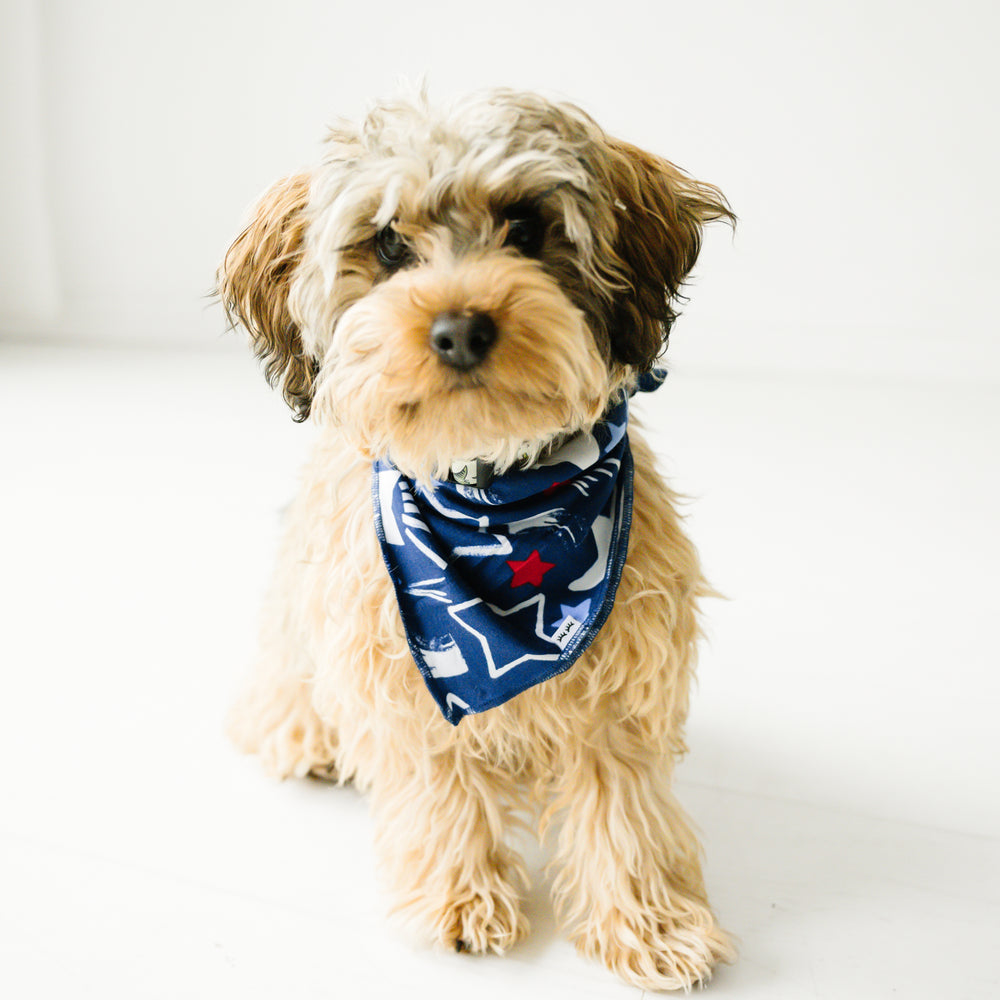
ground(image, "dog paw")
xmin=401 ymin=861 xmax=529 ymax=956
xmin=306 ymin=760 xmax=340 ymax=782
xmin=573 ymin=899 xmax=735 ymax=991
xmin=227 ymin=683 xmax=338 ymax=780
xmin=436 ymin=885 xmax=529 ymax=955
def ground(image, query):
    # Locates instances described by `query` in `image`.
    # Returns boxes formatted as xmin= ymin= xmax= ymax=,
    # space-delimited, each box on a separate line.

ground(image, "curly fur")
xmin=220 ymin=87 xmax=735 ymax=991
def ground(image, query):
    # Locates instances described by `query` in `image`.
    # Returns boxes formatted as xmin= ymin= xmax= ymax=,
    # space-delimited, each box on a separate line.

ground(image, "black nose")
xmin=429 ymin=311 xmax=497 ymax=371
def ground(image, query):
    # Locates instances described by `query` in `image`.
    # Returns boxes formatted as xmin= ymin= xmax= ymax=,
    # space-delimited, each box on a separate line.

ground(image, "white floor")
xmin=2 ymin=342 xmax=998 ymax=999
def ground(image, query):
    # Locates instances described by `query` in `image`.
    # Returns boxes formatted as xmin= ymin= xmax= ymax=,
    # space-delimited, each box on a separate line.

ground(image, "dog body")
xmin=221 ymin=89 xmax=734 ymax=991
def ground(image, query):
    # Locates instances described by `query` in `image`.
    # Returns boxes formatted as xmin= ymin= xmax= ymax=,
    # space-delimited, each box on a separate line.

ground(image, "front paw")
xmin=572 ymin=896 xmax=735 ymax=991
xmin=401 ymin=861 xmax=529 ymax=955
xmin=226 ymin=682 xmax=338 ymax=779
xmin=444 ymin=887 xmax=529 ymax=955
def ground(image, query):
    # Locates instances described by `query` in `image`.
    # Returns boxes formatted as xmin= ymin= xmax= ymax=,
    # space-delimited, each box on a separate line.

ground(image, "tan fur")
xmin=222 ymin=88 xmax=735 ymax=991
xmin=312 ymin=249 xmax=612 ymax=482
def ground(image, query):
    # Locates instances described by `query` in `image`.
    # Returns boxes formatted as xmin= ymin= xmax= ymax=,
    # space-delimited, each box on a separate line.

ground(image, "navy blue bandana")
xmin=373 ymin=371 xmax=666 ymax=725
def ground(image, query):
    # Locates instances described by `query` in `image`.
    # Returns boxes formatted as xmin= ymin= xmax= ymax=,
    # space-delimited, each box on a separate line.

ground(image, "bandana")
xmin=372 ymin=370 xmax=666 ymax=725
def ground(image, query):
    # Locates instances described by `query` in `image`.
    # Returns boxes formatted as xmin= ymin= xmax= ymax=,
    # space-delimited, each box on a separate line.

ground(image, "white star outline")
xmin=447 ymin=593 xmax=563 ymax=679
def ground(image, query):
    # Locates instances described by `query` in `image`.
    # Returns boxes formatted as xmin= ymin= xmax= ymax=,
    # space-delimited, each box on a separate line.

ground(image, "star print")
xmin=448 ymin=594 xmax=562 ymax=678
xmin=507 ymin=550 xmax=556 ymax=588
xmin=556 ymin=599 xmax=592 ymax=627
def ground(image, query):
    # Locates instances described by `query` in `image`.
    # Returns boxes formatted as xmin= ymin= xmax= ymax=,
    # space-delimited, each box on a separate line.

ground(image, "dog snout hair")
xmin=429 ymin=310 xmax=498 ymax=371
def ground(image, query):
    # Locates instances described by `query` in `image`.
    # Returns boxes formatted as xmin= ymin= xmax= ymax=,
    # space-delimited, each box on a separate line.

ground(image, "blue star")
xmin=555 ymin=599 xmax=592 ymax=629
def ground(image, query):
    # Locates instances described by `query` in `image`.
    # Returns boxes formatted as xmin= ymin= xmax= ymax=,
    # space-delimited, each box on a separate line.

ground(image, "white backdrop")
xmin=2 ymin=0 xmax=998 ymax=381
xmin=2 ymin=9 xmax=1000 ymax=990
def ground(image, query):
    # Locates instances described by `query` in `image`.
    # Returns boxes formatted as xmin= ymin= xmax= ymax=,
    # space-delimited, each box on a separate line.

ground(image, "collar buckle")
xmin=448 ymin=458 xmax=496 ymax=489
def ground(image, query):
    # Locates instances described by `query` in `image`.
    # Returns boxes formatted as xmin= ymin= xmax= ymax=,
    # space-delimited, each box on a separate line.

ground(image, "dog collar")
xmin=372 ymin=369 xmax=666 ymax=724
xmin=447 ymin=433 xmax=576 ymax=489
xmin=448 ymin=458 xmax=497 ymax=490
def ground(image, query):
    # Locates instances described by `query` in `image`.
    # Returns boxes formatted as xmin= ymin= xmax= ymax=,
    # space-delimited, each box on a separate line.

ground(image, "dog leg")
xmin=227 ymin=666 xmax=338 ymax=780
xmin=372 ymin=748 xmax=529 ymax=955
xmin=547 ymin=742 xmax=734 ymax=990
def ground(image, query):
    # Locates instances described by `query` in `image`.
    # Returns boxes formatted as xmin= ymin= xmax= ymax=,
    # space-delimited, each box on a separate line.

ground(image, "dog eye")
xmin=501 ymin=203 xmax=545 ymax=257
xmin=375 ymin=225 xmax=410 ymax=268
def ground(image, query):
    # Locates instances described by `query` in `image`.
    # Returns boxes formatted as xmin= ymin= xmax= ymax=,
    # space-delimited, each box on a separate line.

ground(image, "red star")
xmin=507 ymin=550 xmax=556 ymax=588
xmin=543 ymin=480 xmax=566 ymax=497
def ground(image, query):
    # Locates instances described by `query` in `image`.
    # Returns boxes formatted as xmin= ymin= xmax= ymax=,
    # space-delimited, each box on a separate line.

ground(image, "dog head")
xmin=219 ymin=89 xmax=732 ymax=482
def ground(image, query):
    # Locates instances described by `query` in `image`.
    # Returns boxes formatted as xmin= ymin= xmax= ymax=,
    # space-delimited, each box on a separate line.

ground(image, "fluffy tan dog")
xmin=220 ymin=88 xmax=735 ymax=991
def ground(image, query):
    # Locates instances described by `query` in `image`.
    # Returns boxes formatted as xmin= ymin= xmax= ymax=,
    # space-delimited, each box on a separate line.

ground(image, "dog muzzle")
xmin=373 ymin=370 xmax=666 ymax=724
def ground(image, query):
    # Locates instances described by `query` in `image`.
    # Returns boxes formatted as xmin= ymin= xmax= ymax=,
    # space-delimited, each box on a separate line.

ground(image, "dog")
xmin=219 ymin=87 xmax=735 ymax=991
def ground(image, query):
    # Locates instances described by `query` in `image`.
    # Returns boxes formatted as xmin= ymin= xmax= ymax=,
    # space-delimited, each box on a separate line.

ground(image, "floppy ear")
xmin=603 ymin=140 xmax=734 ymax=369
xmin=217 ymin=172 xmax=316 ymax=421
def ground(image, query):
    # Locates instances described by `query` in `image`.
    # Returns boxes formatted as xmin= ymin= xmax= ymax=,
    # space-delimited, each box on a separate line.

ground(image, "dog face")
xmin=219 ymin=89 xmax=732 ymax=482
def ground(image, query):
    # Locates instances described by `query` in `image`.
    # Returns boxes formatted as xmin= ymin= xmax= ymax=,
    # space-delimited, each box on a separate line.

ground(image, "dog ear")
xmin=218 ymin=172 xmax=317 ymax=421
xmin=603 ymin=140 xmax=733 ymax=369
